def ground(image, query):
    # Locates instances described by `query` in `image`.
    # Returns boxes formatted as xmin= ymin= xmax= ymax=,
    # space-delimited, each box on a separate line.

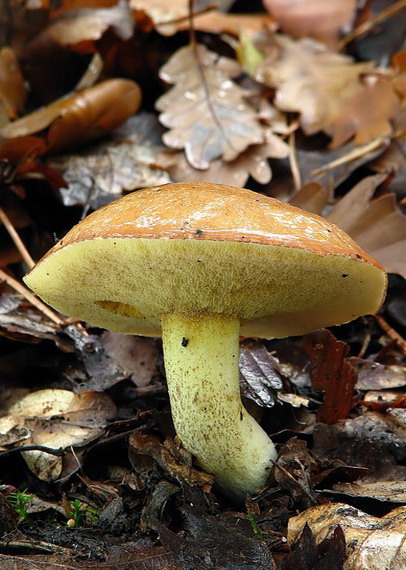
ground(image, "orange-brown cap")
xmin=24 ymin=182 xmax=387 ymax=338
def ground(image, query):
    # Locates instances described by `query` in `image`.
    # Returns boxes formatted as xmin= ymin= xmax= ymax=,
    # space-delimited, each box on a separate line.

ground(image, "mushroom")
xmin=24 ymin=182 xmax=387 ymax=500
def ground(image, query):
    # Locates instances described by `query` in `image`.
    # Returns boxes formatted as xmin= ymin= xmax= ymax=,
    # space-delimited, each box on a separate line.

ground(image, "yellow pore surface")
xmin=24 ymin=237 xmax=386 ymax=339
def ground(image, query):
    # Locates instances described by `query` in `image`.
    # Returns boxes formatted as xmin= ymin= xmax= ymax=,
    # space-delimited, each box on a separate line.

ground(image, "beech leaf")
xmin=1 ymin=79 xmax=142 ymax=154
xmin=156 ymin=43 xmax=265 ymax=169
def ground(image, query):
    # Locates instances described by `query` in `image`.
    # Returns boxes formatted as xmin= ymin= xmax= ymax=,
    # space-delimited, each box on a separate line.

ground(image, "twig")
xmin=288 ymin=127 xmax=301 ymax=190
xmin=338 ymin=0 xmax=406 ymax=50
xmin=375 ymin=314 xmax=406 ymax=355
xmin=0 ymin=268 xmax=66 ymax=326
xmin=0 ymin=445 xmax=65 ymax=458
xmin=311 ymin=136 xmax=389 ymax=176
xmin=157 ymin=3 xmax=216 ymax=27
xmin=0 ymin=206 xmax=35 ymax=269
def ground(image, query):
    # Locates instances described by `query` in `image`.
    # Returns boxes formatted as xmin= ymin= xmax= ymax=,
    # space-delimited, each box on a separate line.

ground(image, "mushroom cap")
xmin=24 ymin=182 xmax=386 ymax=338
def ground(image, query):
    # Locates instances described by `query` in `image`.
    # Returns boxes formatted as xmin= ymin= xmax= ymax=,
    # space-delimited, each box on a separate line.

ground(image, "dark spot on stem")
xmin=341 ymin=274 xmax=349 ymax=278
xmin=181 ymin=337 xmax=189 ymax=347
xmin=195 ymin=229 xmax=203 ymax=237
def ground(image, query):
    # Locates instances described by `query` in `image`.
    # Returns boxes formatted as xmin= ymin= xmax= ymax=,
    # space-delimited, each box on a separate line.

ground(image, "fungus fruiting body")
xmin=24 ymin=183 xmax=387 ymax=499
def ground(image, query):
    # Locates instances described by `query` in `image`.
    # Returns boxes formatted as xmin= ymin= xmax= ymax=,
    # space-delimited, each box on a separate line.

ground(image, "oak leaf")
xmin=156 ymin=43 xmax=265 ymax=169
xmin=158 ymin=126 xmax=288 ymax=186
xmin=256 ymin=35 xmax=401 ymax=147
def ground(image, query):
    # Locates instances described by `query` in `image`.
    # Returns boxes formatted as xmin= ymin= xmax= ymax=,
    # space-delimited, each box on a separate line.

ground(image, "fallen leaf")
xmin=129 ymin=432 xmax=214 ymax=490
xmin=303 ymin=330 xmax=358 ymax=424
xmin=331 ymin=480 xmax=406 ymax=504
xmin=280 ymin=522 xmax=346 ymax=570
xmin=40 ymin=0 xmax=133 ymax=48
xmin=326 ymin=174 xmax=406 ymax=278
xmin=1 ymin=79 xmax=142 ymax=155
xmin=349 ymin=357 xmax=406 ymax=391
xmin=130 ymin=0 xmax=215 ymax=36
xmin=156 ymin=43 xmax=264 ymax=169
xmin=0 ymin=389 xmax=116 ymax=481
xmin=329 ymin=75 xmax=401 ymax=149
xmin=256 ymin=34 xmax=400 ymax=147
xmin=47 ymin=112 xmax=171 ymax=210
xmin=312 ymin=411 xmax=406 ymax=473
xmin=239 ymin=340 xmax=283 ymax=408
xmin=157 ymin=504 xmax=276 ymax=569
xmin=158 ymin=125 xmax=288 ymax=186
xmin=287 ymin=503 xmax=406 ymax=569
xmin=262 ymin=0 xmax=356 ymax=46
xmin=0 ymin=47 xmax=27 ymax=121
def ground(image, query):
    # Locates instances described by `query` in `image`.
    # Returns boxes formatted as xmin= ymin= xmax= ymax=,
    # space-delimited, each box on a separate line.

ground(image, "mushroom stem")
xmin=161 ymin=312 xmax=277 ymax=499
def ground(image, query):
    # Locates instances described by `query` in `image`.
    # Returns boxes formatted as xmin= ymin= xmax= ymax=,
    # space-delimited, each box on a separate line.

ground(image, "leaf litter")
xmin=0 ymin=0 xmax=405 ymax=568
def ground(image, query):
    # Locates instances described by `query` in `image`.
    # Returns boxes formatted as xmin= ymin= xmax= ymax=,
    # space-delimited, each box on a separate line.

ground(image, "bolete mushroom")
xmin=24 ymin=182 xmax=387 ymax=499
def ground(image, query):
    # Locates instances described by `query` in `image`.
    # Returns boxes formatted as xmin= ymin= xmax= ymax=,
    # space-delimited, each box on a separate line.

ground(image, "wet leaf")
xmin=1 ymin=79 xmax=142 ymax=155
xmin=349 ymin=357 xmax=406 ymax=391
xmin=287 ymin=503 xmax=406 ymax=569
xmin=156 ymin=43 xmax=264 ymax=169
xmin=239 ymin=340 xmax=283 ymax=407
xmin=303 ymin=330 xmax=358 ymax=424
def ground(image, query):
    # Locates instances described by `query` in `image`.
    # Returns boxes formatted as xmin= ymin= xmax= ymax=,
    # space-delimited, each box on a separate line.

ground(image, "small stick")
xmin=0 ymin=206 xmax=35 ymax=269
xmin=0 ymin=268 xmax=66 ymax=326
xmin=288 ymin=128 xmax=301 ymax=190
xmin=338 ymin=0 xmax=406 ymax=50
xmin=375 ymin=314 xmax=406 ymax=355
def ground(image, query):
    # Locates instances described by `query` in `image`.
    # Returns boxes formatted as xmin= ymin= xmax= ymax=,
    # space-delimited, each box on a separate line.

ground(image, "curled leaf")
xmin=1 ymin=79 xmax=142 ymax=154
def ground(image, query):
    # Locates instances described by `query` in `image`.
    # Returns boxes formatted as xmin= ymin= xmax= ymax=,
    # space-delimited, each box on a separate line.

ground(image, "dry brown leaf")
xmin=289 ymin=182 xmax=329 ymax=215
xmin=179 ymin=12 xmax=276 ymax=37
xmin=256 ymin=35 xmax=401 ymax=147
xmin=262 ymin=0 xmax=356 ymax=46
xmin=156 ymin=43 xmax=265 ymax=169
xmin=130 ymin=0 xmax=217 ymax=36
xmin=332 ymin=480 xmax=406 ymax=504
xmin=330 ymin=75 xmax=401 ymax=149
xmin=42 ymin=0 xmax=133 ymax=47
xmin=288 ymin=503 xmax=406 ymax=569
xmin=0 ymin=47 xmax=27 ymax=121
xmin=0 ymin=389 xmax=116 ymax=481
xmin=326 ymin=175 xmax=406 ymax=277
xmin=158 ymin=126 xmax=288 ymax=186
xmin=1 ymin=79 xmax=142 ymax=155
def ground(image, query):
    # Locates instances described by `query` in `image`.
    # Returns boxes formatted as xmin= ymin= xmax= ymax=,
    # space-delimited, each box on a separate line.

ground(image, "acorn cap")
xmin=24 ymin=182 xmax=387 ymax=338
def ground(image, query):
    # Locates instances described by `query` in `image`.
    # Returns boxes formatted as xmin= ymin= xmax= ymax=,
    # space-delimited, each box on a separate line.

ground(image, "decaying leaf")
xmin=263 ymin=0 xmax=356 ymax=46
xmin=129 ymin=432 xmax=214 ymax=490
xmin=156 ymin=43 xmax=264 ymax=169
xmin=287 ymin=502 xmax=406 ymax=569
xmin=1 ymin=79 xmax=142 ymax=155
xmin=256 ymin=35 xmax=401 ymax=147
xmin=0 ymin=389 xmax=117 ymax=481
